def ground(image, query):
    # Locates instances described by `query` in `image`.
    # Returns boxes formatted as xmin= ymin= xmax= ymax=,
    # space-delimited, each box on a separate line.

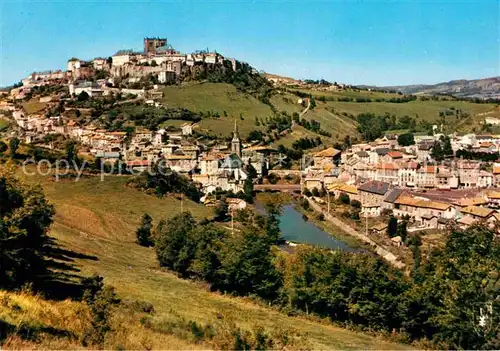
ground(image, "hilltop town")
xmin=1 ymin=36 xmax=500 ymax=242
xmin=1 ymin=3 xmax=499 ymax=347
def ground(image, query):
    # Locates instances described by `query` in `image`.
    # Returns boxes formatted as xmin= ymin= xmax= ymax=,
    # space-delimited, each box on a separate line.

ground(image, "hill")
xmin=380 ymin=76 xmax=500 ymax=99
xmin=153 ymin=79 xmax=499 ymax=142
xmin=3 ymin=171 xmax=410 ymax=350
xmin=160 ymin=81 xmax=358 ymax=142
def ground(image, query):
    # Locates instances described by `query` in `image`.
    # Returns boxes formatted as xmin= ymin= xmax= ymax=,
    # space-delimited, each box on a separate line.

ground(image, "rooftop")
xmin=461 ymin=205 xmax=495 ymax=218
xmin=313 ymin=147 xmax=341 ymax=158
xmin=395 ymin=196 xmax=450 ymax=210
xmin=358 ymin=180 xmax=390 ymax=195
xmin=384 ymin=188 xmax=403 ymax=203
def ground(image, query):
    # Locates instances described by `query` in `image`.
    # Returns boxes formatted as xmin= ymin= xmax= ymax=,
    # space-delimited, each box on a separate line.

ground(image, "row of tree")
xmin=356 ymin=113 xmax=419 ymax=141
xmin=143 ymin=206 xmax=499 ymax=349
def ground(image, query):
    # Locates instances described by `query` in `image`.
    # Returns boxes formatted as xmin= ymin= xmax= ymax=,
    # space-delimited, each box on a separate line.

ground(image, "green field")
xmin=22 ymin=100 xmax=48 ymax=114
xmin=159 ymin=82 xmax=497 ymax=144
xmin=322 ymin=99 xmax=495 ymax=122
xmin=14 ymin=172 xmax=409 ymax=349
xmin=0 ymin=118 xmax=8 ymax=132
xmin=160 ymin=82 xmax=359 ymax=141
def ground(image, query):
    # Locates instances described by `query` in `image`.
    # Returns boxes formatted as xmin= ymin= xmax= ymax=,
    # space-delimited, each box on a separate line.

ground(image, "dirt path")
xmin=299 ymin=98 xmax=311 ymax=118
xmin=306 ymin=197 xmax=406 ymax=269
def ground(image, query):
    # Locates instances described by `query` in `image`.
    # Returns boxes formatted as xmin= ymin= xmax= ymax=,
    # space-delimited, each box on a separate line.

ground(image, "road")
xmin=305 ymin=197 xmax=406 ymax=269
xmin=255 ymin=184 xmax=301 ymax=192
xmin=299 ymin=98 xmax=311 ymax=118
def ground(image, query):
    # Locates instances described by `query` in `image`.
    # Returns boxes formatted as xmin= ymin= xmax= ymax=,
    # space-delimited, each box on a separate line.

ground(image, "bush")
xmin=316 ymin=213 xmax=325 ymax=221
xmin=267 ymin=173 xmax=279 ymax=184
xmin=311 ymin=187 xmax=320 ymax=197
xmin=338 ymin=193 xmax=350 ymax=205
xmin=82 ymin=277 xmax=120 ymax=348
xmin=351 ymin=199 xmax=361 ymax=209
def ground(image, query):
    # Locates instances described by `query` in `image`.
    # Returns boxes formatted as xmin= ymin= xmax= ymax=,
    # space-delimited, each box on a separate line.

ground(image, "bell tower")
xmin=231 ymin=120 xmax=241 ymax=157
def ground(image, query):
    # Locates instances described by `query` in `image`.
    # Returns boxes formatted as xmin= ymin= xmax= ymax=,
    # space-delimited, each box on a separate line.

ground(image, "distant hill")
xmin=381 ymin=77 xmax=500 ymax=99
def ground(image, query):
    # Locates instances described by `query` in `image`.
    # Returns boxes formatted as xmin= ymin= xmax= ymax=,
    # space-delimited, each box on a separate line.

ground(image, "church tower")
xmin=231 ymin=120 xmax=241 ymax=157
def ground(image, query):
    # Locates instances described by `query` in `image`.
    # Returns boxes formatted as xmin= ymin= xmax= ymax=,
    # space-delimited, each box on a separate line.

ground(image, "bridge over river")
xmin=254 ymin=184 xmax=301 ymax=192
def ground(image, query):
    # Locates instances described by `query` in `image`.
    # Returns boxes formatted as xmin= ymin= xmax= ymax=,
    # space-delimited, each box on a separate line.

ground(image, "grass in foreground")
xmin=9 ymin=173 xmax=411 ymax=349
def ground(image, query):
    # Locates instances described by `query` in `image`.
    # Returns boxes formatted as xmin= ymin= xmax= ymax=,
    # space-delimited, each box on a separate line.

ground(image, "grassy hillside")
xmin=161 ymin=82 xmax=273 ymax=137
xmin=9 ymin=172 xmax=410 ymax=349
xmin=158 ymin=81 xmax=496 ymax=146
xmin=321 ymin=99 xmax=494 ymax=122
xmin=0 ymin=118 xmax=8 ymax=132
xmin=160 ymin=82 xmax=359 ymax=142
xmin=22 ymin=100 xmax=48 ymax=114
xmin=0 ymin=290 xmax=207 ymax=349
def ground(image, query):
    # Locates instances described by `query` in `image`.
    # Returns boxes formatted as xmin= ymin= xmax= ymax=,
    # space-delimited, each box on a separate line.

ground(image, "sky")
xmin=1 ymin=0 xmax=499 ymax=87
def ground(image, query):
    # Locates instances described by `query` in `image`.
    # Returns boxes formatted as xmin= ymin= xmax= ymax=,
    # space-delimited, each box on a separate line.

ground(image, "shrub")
xmin=338 ymin=193 xmax=350 ymax=205
xmin=311 ymin=187 xmax=320 ymax=197
xmin=351 ymin=199 xmax=361 ymax=209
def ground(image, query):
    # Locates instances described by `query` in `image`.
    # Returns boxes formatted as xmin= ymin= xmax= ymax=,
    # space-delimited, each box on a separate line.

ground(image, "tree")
xmin=155 ymin=212 xmax=196 ymax=275
xmin=82 ymin=276 xmax=120 ymax=348
xmin=431 ymin=141 xmax=444 ymax=161
xmin=343 ymin=135 xmax=351 ymax=149
xmin=9 ymin=137 xmax=19 ymax=158
xmin=0 ymin=170 xmax=55 ymax=289
xmin=351 ymin=199 xmax=361 ymax=209
xmin=397 ymin=133 xmax=415 ymax=146
xmin=217 ymin=229 xmax=283 ymax=300
xmin=187 ymin=224 xmax=227 ymax=282
xmin=338 ymin=192 xmax=350 ymax=205
xmin=134 ymin=162 xmax=201 ymax=202
xmin=64 ymin=139 xmax=78 ymax=162
xmin=309 ymin=97 xmax=316 ymax=110
xmin=264 ymin=203 xmax=283 ymax=243
xmin=441 ymin=135 xmax=453 ymax=157
xmin=396 ymin=220 xmax=407 ymax=243
xmin=404 ymin=225 xmax=500 ymax=349
xmin=243 ymin=163 xmax=257 ymax=204
xmin=78 ymin=90 xmax=90 ymax=101
xmin=311 ymin=187 xmax=320 ymax=197
xmin=136 ymin=213 xmax=153 ymax=247
xmin=0 ymin=141 xmax=7 ymax=154
xmin=387 ymin=216 xmax=398 ymax=237
xmin=214 ymin=197 xmax=229 ymax=222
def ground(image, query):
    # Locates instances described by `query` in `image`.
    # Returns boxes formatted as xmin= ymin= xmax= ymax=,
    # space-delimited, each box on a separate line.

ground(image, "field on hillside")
xmin=294 ymin=88 xmax=402 ymax=100
xmin=160 ymin=82 xmax=360 ymax=142
xmin=12 ymin=172 xmax=409 ymax=350
xmin=0 ymin=118 xmax=8 ymax=131
xmin=455 ymin=105 xmax=500 ymax=133
xmin=159 ymin=82 xmax=497 ymax=144
xmin=321 ymin=99 xmax=495 ymax=122
xmin=22 ymin=100 xmax=48 ymax=114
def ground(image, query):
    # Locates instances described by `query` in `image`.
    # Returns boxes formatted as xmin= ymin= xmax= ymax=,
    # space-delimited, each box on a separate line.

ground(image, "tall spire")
xmin=231 ymin=118 xmax=241 ymax=157
xmin=233 ymin=119 xmax=239 ymax=139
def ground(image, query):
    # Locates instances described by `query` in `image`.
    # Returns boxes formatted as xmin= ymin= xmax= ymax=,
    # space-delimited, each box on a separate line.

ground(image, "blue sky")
xmin=1 ymin=1 xmax=499 ymax=87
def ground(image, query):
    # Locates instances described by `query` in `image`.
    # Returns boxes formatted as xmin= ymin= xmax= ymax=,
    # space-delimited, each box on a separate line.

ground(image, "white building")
xmin=112 ymin=52 xmax=132 ymax=67
xmin=67 ymin=58 xmax=82 ymax=72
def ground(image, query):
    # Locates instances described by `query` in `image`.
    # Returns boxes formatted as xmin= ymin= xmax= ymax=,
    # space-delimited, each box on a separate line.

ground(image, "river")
xmin=256 ymin=201 xmax=361 ymax=252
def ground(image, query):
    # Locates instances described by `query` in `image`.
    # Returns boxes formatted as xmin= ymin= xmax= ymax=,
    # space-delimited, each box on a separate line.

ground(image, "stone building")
xmin=144 ymin=37 xmax=167 ymax=55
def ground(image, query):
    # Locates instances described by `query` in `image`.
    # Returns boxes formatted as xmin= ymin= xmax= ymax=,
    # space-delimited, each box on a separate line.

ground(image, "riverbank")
xmin=304 ymin=196 xmax=406 ymax=269
xmin=255 ymin=192 xmax=368 ymax=251
xmin=294 ymin=204 xmax=370 ymax=250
